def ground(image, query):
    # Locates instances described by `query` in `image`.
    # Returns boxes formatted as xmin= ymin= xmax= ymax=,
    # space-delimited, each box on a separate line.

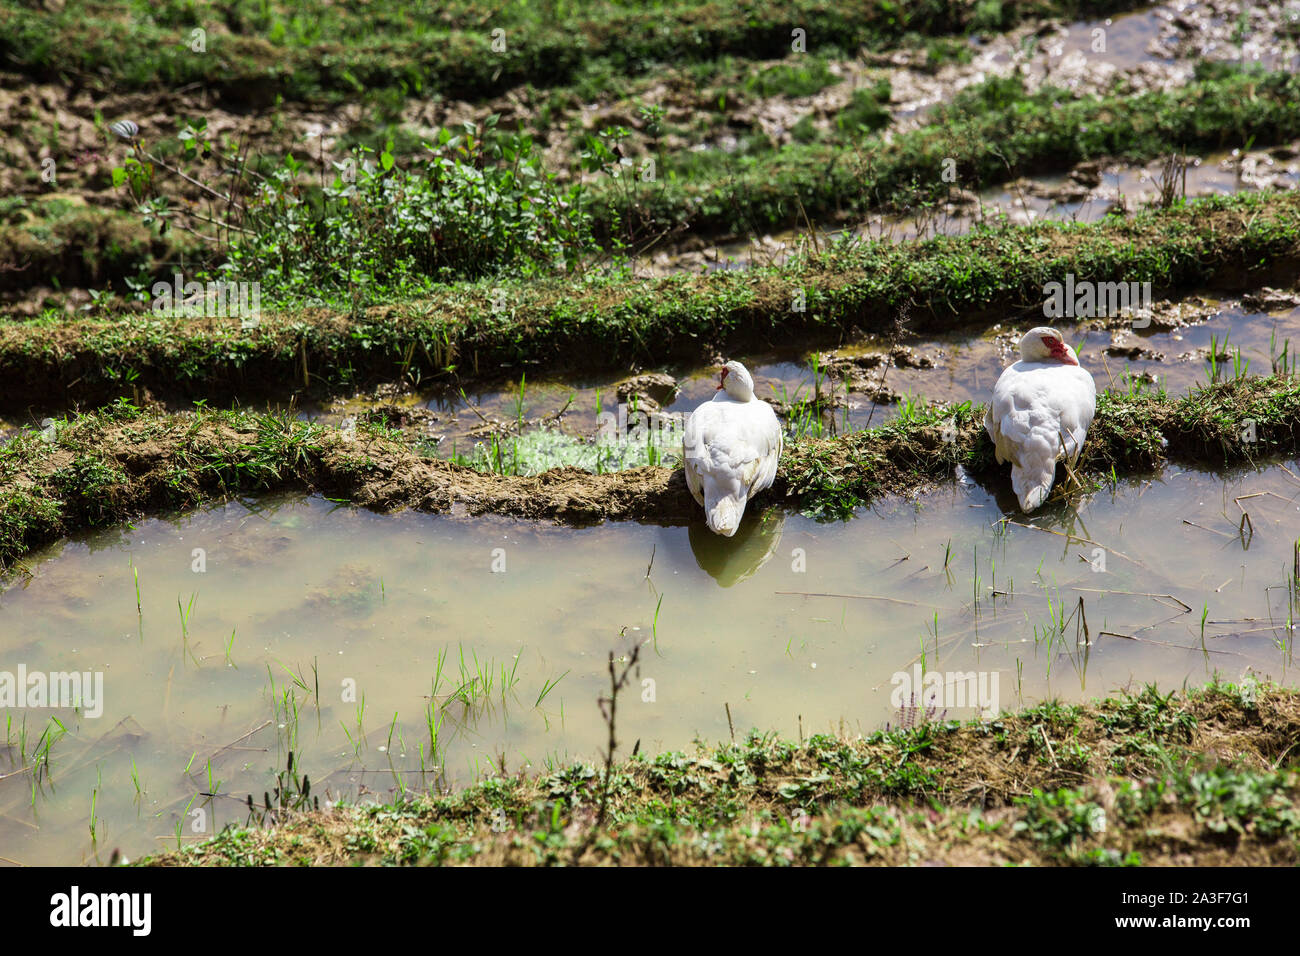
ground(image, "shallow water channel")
xmin=2 ymin=458 xmax=1298 ymax=865
xmin=296 ymin=294 xmax=1300 ymax=465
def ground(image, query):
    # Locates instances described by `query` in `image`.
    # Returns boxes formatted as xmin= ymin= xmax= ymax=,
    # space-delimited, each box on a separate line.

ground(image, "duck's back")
xmin=683 ymin=396 xmax=782 ymax=534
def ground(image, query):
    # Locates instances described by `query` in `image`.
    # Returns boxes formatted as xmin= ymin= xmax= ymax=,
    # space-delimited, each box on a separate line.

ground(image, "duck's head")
xmin=716 ymin=360 xmax=756 ymax=401
xmin=1019 ymin=327 xmax=1079 ymax=366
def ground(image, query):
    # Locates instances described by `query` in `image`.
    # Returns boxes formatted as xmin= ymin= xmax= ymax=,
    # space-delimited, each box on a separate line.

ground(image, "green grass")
xmin=744 ymin=58 xmax=841 ymax=98
xmin=3 ymin=190 xmax=1297 ymax=410
xmin=447 ymin=422 xmax=686 ymax=476
xmin=590 ymin=67 xmax=1300 ymax=241
xmin=0 ymin=0 xmax=1151 ymax=105
xmin=10 ymin=62 xmax=1293 ymax=303
xmin=132 ymin=681 xmax=1300 ymax=866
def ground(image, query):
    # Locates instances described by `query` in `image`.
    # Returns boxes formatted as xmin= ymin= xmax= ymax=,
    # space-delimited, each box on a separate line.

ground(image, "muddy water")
xmin=664 ymin=146 xmax=1300 ymax=266
xmin=965 ymin=150 xmax=1300 ymax=233
xmin=1035 ymin=8 xmax=1170 ymax=69
xmin=840 ymin=296 xmax=1300 ymax=419
xmin=887 ymin=7 xmax=1171 ymax=120
xmin=290 ymin=294 xmax=1300 ymax=458
xmin=5 ymin=293 xmax=1293 ymax=459
xmin=3 ymin=459 xmax=1299 ymax=865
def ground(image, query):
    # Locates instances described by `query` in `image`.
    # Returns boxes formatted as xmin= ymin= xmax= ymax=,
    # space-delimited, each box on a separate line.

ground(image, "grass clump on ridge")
xmin=0 ymin=0 xmax=1150 ymax=104
xmin=2 ymin=191 xmax=1297 ymax=411
xmin=593 ymin=67 xmax=1300 ymax=241
xmin=135 ymin=682 xmax=1300 ymax=866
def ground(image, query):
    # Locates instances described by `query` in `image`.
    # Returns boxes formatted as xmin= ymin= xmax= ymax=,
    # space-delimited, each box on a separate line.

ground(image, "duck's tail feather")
xmin=1012 ymin=462 xmax=1056 ymax=514
xmin=705 ymin=494 xmax=746 ymax=537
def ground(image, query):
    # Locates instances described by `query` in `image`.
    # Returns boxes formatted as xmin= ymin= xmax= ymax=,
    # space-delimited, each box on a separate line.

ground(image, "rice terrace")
xmin=3 ymin=0 xmax=1300 ymax=887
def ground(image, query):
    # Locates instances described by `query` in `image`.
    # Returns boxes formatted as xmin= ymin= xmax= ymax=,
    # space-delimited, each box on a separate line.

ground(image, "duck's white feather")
xmin=984 ymin=360 xmax=1096 ymax=512
xmin=684 ymin=394 xmax=782 ymax=537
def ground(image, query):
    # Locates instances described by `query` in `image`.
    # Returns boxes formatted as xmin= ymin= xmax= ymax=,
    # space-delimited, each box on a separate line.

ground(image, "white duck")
xmin=984 ymin=327 xmax=1096 ymax=513
xmin=683 ymin=361 xmax=783 ymax=537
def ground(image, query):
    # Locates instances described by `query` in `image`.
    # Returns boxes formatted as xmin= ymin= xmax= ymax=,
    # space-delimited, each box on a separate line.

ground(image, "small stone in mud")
xmin=616 ymin=372 xmax=679 ymax=409
xmin=1069 ymin=160 xmax=1105 ymax=189
xmin=358 ymin=405 xmax=438 ymax=429
xmin=943 ymin=188 xmax=981 ymax=208
xmin=1047 ymin=181 xmax=1093 ymax=204
xmin=863 ymin=384 xmax=901 ymax=404
xmin=1103 ymin=345 xmax=1165 ymax=361
xmin=1177 ymin=348 xmax=1232 ymax=364
xmin=815 ymin=352 xmax=903 ymax=402
xmin=467 ymin=420 xmax=513 ymax=438
xmin=372 ymin=382 xmax=414 ymax=400
xmin=1089 ymin=297 xmax=1218 ymax=333
xmin=768 ymin=392 xmax=848 ymax=420
xmin=889 ymin=346 xmax=938 ymax=369
xmin=1241 ymin=288 xmax=1300 ymax=313
xmin=1104 ymin=331 xmax=1165 ymax=362
xmin=820 ymin=350 xmax=885 ymax=370
xmin=990 ymin=330 xmax=1022 ymax=360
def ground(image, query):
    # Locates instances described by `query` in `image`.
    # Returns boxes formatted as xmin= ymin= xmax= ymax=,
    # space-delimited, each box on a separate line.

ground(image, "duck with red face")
xmin=984 ymin=327 xmax=1096 ymax=513
xmin=1037 ymin=330 xmax=1079 ymax=365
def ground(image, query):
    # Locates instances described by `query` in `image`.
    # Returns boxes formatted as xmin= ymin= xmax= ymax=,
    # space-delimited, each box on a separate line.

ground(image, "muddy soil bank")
xmin=4 ymin=376 xmax=1298 ymax=570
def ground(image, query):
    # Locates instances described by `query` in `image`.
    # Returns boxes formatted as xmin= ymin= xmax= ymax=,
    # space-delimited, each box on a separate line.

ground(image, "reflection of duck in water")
xmin=688 ymin=507 xmax=785 ymax=588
